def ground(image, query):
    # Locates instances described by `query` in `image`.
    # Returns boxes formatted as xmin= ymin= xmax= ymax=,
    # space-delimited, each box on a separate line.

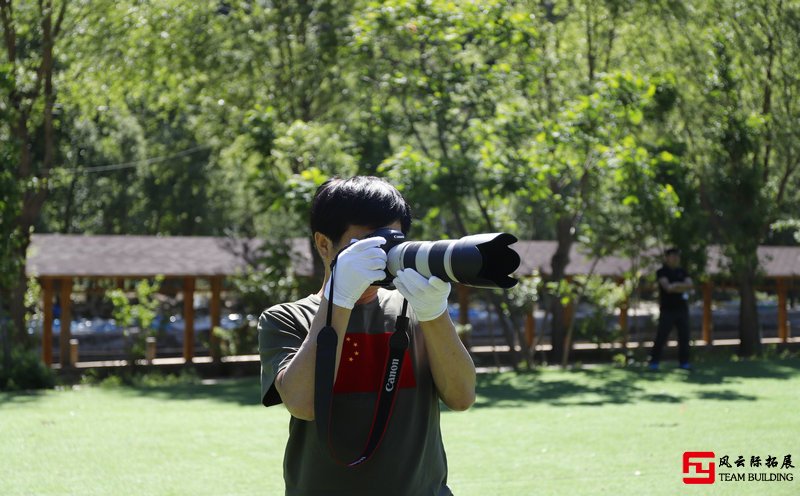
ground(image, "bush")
xmin=213 ymin=325 xmax=258 ymax=356
xmin=79 ymin=367 xmax=199 ymax=388
xmin=0 ymin=348 xmax=56 ymax=391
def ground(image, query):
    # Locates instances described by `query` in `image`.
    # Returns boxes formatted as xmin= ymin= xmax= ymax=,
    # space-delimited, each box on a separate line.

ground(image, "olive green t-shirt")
xmin=258 ymin=289 xmax=452 ymax=496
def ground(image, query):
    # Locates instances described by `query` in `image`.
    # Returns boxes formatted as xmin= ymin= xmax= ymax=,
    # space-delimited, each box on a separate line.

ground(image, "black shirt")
xmin=657 ymin=265 xmax=689 ymax=311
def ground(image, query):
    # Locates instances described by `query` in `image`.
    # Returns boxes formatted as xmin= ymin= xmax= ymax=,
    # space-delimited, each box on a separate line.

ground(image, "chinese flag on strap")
xmin=333 ymin=332 xmax=416 ymax=394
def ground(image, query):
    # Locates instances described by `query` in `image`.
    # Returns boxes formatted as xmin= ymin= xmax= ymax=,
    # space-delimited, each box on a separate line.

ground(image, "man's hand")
xmin=324 ymin=236 xmax=387 ymax=309
xmin=394 ymin=269 xmax=451 ymax=322
xmin=396 ymin=269 xmax=474 ymax=410
xmin=660 ymin=276 xmax=693 ymax=294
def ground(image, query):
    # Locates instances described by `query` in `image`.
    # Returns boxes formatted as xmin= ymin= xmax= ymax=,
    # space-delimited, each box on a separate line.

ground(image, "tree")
xmin=507 ymin=72 xmax=680 ymax=362
xmin=1 ymin=0 xmax=69 ymax=349
xmin=0 ymin=123 xmax=22 ymax=373
xmin=662 ymin=0 xmax=800 ymax=356
xmin=478 ymin=0 xmax=660 ymax=362
xmin=354 ymin=0 xmax=543 ymax=363
xmin=4 ymin=0 xmax=797 ymax=367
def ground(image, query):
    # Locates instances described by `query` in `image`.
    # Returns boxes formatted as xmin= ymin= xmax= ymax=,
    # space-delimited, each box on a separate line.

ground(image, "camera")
xmin=366 ymin=228 xmax=520 ymax=289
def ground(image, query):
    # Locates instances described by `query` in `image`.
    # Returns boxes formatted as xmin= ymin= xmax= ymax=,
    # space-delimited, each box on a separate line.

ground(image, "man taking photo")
xmin=259 ymin=176 xmax=475 ymax=495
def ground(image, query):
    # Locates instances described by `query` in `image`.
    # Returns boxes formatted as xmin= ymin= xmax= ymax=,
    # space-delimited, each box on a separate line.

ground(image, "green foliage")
xmin=23 ymin=277 xmax=43 ymax=334
xmin=570 ymin=275 xmax=629 ymax=346
xmin=0 ymin=145 xmax=22 ymax=292
xmin=79 ymin=367 xmax=199 ymax=388
xmin=0 ymin=347 xmax=56 ymax=391
xmin=107 ymin=276 xmax=163 ymax=330
xmin=0 ymin=63 xmax=23 ymax=305
xmin=106 ymin=290 xmax=132 ymax=331
xmin=229 ymin=237 xmax=302 ymax=317
xmin=106 ymin=276 xmax=164 ymax=360
xmin=0 ymin=0 xmax=798 ymax=363
xmin=505 ymin=271 xmax=542 ymax=314
xmin=354 ymin=0 xmax=541 ymax=236
xmin=771 ymin=219 xmax=800 ymax=244
xmin=20 ymin=0 xmax=799 ymax=256
xmin=212 ymin=325 xmax=258 ymax=357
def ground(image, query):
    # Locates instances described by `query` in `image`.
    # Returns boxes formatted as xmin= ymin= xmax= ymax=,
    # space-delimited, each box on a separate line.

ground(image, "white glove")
xmin=324 ymin=236 xmax=387 ymax=309
xmin=393 ymin=269 xmax=451 ymax=322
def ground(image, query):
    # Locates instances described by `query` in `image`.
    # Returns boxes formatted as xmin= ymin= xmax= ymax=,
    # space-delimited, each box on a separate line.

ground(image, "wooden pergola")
xmin=510 ymin=241 xmax=800 ymax=344
xmin=27 ymin=235 xmax=798 ymax=367
xmin=27 ymin=234 xmax=313 ymax=367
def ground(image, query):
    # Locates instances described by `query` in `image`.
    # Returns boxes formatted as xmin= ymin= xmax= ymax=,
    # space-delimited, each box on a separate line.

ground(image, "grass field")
xmin=1 ymin=357 xmax=799 ymax=496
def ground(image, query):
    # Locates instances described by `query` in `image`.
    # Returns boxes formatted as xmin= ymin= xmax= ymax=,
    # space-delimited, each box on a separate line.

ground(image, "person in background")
xmin=649 ymin=247 xmax=694 ymax=371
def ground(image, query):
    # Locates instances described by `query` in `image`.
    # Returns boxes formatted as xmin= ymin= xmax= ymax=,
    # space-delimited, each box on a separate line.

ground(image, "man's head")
xmin=664 ymin=247 xmax=681 ymax=268
xmin=310 ymin=176 xmax=412 ymax=262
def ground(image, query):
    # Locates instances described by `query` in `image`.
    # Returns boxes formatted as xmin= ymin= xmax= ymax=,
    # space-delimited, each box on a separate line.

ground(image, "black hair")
xmin=665 ymin=247 xmax=681 ymax=256
xmin=310 ymin=176 xmax=412 ymax=244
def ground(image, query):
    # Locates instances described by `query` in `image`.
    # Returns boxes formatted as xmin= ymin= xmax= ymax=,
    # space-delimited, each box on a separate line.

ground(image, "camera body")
xmin=365 ymin=228 xmax=520 ymax=290
xmin=368 ymin=228 xmax=407 ymax=288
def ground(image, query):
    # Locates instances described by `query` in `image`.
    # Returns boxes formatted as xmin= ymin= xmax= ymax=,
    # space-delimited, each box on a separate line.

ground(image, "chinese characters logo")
xmin=683 ymin=452 xmax=795 ymax=485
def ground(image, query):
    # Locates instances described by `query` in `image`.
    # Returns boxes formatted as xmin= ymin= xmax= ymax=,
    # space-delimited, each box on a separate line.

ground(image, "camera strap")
xmin=314 ymin=254 xmax=410 ymax=467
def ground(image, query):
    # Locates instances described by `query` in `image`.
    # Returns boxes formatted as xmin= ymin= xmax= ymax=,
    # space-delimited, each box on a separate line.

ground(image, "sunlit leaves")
xmin=351 ymin=0 xmax=542 ymax=235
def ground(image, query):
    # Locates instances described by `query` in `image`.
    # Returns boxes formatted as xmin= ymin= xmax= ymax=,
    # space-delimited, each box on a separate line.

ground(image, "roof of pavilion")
xmin=26 ymin=234 xmax=314 ymax=278
xmin=26 ymin=234 xmax=800 ymax=280
xmin=513 ymin=241 xmax=800 ymax=278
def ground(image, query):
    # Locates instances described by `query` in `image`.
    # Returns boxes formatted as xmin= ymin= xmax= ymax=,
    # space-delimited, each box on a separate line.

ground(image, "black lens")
xmin=385 ymin=232 xmax=520 ymax=289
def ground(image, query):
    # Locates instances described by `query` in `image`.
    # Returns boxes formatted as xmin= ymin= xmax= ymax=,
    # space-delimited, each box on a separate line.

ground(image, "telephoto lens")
xmin=367 ymin=228 xmax=520 ymax=289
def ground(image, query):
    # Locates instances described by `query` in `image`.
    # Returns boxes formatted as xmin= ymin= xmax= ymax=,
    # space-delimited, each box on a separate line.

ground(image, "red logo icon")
xmin=683 ymin=451 xmax=716 ymax=484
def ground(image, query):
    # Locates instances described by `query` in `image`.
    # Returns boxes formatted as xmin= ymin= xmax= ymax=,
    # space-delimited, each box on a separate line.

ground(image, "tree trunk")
xmin=8 ymin=236 xmax=32 ymax=347
xmin=486 ymin=292 xmax=522 ymax=371
xmin=548 ymin=215 xmax=573 ymax=363
xmin=737 ymin=272 xmax=761 ymax=357
xmin=1 ymin=302 xmax=11 ymax=374
xmin=9 ymin=170 xmax=46 ymax=347
xmin=3 ymin=0 xmax=64 ymax=353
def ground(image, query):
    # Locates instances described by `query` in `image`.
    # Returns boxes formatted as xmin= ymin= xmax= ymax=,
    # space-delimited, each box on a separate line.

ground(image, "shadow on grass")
xmin=0 ymin=376 xmax=264 ymax=407
xmin=121 ymin=377 xmax=262 ymax=406
xmin=470 ymin=357 xmax=799 ymax=409
xmin=472 ymin=373 xmax=666 ymax=408
xmin=681 ymin=357 xmax=800 ymax=384
xmin=110 ymin=356 xmax=796 ymax=407
xmin=695 ymin=389 xmax=758 ymax=401
xmin=0 ymin=390 xmax=48 ymax=406
xmin=4 ymin=358 xmax=793 ymax=408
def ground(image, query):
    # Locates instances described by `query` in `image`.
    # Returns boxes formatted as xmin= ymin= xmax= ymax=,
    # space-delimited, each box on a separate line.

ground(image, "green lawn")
xmin=1 ymin=358 xmax=799 ymax=496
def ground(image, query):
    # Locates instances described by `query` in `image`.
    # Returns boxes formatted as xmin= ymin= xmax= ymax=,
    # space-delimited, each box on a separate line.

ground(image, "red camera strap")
xmin=314 ymin=255 xmax=410 ymax=467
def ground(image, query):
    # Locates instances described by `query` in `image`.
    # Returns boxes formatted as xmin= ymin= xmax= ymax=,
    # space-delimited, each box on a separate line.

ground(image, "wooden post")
xmin=561 ymin=300 xmax=576 ymax=366
xmin=524 ymin=308 xmax=535 ymax=349
xmin=145 ymin=336 xmax=157 ymax=364
xmin=209 ymin=276 xmax=222 ymax=362
xmin=69 ymin=339 xmax=79 ymax=365
xmin=777 ymin=278 xmax=788 ymax=343
xmin=59 ymin=277 xmax=73 ymax=367
xmin=42 ymin=278 xmax=54 ymax=366
xmin=619 ymin=298 xmax=629 ymax=348
xmin=183 ymin=277 xmax=195 ymax=363
xmin=457 ymin=285 xmax=470 ymax=325
xmin=702 ymin=281 xmax=713 ymax=345
xmin=564 ymin=301 xmax=576 ymax=330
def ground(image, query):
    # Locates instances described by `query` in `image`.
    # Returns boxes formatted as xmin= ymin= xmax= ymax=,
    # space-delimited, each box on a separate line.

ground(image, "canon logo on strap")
xmin=385 ymin=358 xmax=400 ymax=392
